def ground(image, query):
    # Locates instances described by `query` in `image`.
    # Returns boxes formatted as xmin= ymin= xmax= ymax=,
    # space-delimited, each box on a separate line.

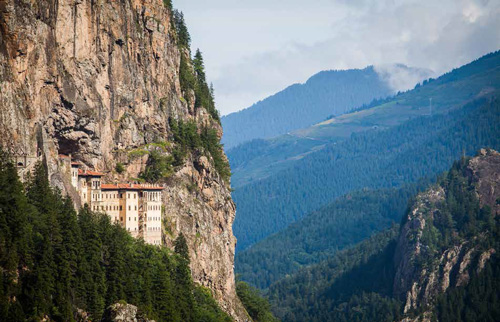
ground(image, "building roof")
xmin=78 ymin=169 xmax=105 ymax=177
xmin=71 ymin=161 xmax=83 ymax=166
xmin=101 ymin=183 xmax=163 ymax=191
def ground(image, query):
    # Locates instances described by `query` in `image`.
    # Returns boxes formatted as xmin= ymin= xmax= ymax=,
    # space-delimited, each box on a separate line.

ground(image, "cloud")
xmin=374 ymin=64 xmax=435 ymax=92
xmin=176 ymin=0 xmax=500 ymax=115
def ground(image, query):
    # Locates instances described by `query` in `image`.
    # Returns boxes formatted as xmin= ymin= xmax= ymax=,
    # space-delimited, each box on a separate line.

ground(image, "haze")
xmin=175 ymin=0 xmax=500 ymax=115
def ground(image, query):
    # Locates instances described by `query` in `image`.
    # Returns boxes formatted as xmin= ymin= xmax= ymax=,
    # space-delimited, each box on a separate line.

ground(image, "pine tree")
xmin=173 ymin=10 xmax=190 ymax=49
xmin=174 ymin=233 xmax=189 ymax=261
xmin=174 ymin=233 xmax=194 ymax=321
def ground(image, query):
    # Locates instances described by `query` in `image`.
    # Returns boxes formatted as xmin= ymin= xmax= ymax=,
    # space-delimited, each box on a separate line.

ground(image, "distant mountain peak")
xmin=222 ymin=66 xmax=394 ymax=149
xmin=374 ymin=63 xmax=435 ymax=92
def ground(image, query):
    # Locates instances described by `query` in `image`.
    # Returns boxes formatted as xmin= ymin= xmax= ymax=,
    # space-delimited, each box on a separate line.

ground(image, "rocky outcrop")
xmin=102 ymin=303 xmax=153 ymax=322
xmin=466 ymin=148 xmax=500 ymax=215
xmin=0 ymin=0 xmax=247 ymax=319
xmin=393 ymin=149 xmax=500 ymax=315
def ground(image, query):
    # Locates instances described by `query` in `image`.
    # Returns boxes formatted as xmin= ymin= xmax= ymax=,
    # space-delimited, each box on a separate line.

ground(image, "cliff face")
xmin=0 ymin=0 xmax=247 ymax=319
xmin=393 ymin=149 xmax=500 ymax=319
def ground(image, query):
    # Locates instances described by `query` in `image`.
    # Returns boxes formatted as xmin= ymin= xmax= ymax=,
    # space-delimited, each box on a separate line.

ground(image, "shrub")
xmin=115 ymin=162 xmax=125 ymax=174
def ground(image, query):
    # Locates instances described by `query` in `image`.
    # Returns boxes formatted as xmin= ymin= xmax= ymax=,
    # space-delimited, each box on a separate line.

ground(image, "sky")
xmin=175 ymin=0 xmax=500 ymax=115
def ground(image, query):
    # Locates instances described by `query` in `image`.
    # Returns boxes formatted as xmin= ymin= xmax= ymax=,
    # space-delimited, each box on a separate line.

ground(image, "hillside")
xmin=235 ymin=182 xmax=428 ymax=289
xmin=267 ymin=150 xmax=500 ymax=321
xmin=231 ymin=51 xmax=500 ymax=252
xmin=0 ymin=0 xmax=246 ymax=319
xmin=229 ymin=51 xmax=500 ymax=189
xmin=0 ymin=157 xmax=233 ymax=321
xmin=221 ymin=66 xmax=395 ymax=149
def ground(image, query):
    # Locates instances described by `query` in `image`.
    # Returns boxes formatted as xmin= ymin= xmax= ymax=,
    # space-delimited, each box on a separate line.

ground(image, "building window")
xmin=135 ymin=205 xmax=137 ymax=211
xmin=120 ymin=217 xmax=123 ymax=221
xmin=134 ymin=194 xmax=136 ymax=199
xmin=128 ymin=206 xmax=131 ymax=211
xmin=128 ymin=193 xmax=130 ymax=199
xmin=120 ymin=205 xmax=122 ymax=211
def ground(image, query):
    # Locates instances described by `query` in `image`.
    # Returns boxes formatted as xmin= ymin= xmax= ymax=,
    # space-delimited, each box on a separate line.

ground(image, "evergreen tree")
xmin=173 ymin=10 xmax=190 ymax=49
xmin=0 ymin=151 xmax=231 ymax=321
xmin=174 ymin=233 xmax=189 ymax=262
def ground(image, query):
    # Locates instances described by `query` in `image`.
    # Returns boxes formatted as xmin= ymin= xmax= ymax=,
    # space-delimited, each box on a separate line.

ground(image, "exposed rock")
xmin=102 ymin=303 xmax=153 ymax=322
xmin=0 ymin=0 xmax=246 ymax=319
xmin=466 ymin=148 xmax=500 ymax=215
xmin=393 ymin=151 xmax=500 ymax=315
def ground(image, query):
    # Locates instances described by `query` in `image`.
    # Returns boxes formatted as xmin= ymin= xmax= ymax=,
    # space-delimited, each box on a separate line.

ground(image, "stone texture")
xmin=102 ymin=303 xmax=153 ymax=322
xmin=393 ymin=150 xmax=500 ymax=315
xmin=0 ymin=0 xmax=247 ymax=319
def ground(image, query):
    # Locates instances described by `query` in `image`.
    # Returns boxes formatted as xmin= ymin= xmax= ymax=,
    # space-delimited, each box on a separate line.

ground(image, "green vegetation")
xmin=172 ymin=9 xmax=220 ymax=123
xmin=265 ymin=155 xmax=500 ymax=321
xmin=434 ymin=256 xmax=500 ymax=321
xmin=0 ymin=154 xmax=231 ymax=321
xmin=193 ymin=49 xmax=220 ymax=121
xmin=233 ymin=94 xmax=500 ymax=252
xmin=169 ymin=118 xmax=231 ymax=182
xmin=268 ymin=227 xmax=402 ymax=321
xmin=115 ymin=162 xmax=125 ymax=174
xmin=128 ymin=148 xmax=149 ymax=160
xmin=236 ymin=181 xmax=430 ymax=289
xmin=236 ymin=281 xmax=279 ymax=322
xmin=140 ymin=150 xmax=174 ymax=182
xmin=173 ymin=10 xmax=190 ymax=50
xmin=179 ymin=53 xmax=196 ymax=104
xmin=221 ymin=65 xmax=394 ymax=149
xmin=229 ymin=51 xmax=500 ymax=251
xmin=137 ymin=119 xmax=230 ymax=183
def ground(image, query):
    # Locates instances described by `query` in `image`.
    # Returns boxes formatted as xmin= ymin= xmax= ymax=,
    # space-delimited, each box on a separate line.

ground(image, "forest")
xmin=232 ymin=96 xmax=500 ymax=252
xmin=265 ymin=156 xmax=500 ymax=321
xmin=221 ymin=66 xmax=393 ymax=149
xmin=235 ymin=181 xmax=429 ymax=289
xmin=0 ymin=153 xmax=232 ymax=321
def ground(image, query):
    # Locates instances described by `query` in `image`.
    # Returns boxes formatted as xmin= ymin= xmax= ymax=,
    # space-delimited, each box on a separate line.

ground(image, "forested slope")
xmin=222 ymin=66 xmax=393 ymax=149
xmin=0 ymin=155 xmax=231 ymax=322
xmin=232 ymin=51 xmax=500 ymax=252
xmin=267 ymin=152 xmax=500 ymax=321
xmin=229 ymin=51 xmax=500 ymax=189
xmin=235 ymin=183 xmax=428 ymax=289
xmin=233 ymin=96 xmax=500 ymax=252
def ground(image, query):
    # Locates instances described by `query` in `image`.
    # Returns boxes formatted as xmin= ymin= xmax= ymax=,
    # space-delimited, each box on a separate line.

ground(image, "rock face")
xmin=102 ymin=303 xmax=153 ymax=322
xmin=0 ymin=0 xmax=247 ymax=320
xmin=393 ymin=149 xmax=500 ymax=315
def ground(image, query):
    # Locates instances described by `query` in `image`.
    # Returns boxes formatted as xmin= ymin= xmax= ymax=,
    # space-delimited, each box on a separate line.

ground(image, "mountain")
xmin=267 ymin=150 xmax=500 ymax=321
xmin=221 ymin=66 xmax=396 ymax=149
xmin=0 ymin=0 xmax=248 ymax=319
xmin=235 ymin=183 xmax=428 ymax=289
xmin=0 ymin=160 xmax=233 ymax=321
xmin=231 ymin=51 xmax=500 ymax=252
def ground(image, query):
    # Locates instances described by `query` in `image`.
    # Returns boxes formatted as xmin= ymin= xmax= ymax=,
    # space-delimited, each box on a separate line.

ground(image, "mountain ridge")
xmin=231 ymin=50 xmax=500 ymax=252
xmin=267 ymin=150 xmax=500 ymax=321
xmin=221 ymin=65 xmax=395 ymax=149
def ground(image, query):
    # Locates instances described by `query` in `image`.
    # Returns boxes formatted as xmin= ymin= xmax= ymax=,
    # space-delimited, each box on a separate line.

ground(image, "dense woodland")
xmin=140 ymin=118 xmax=230 ymax=183
xmin=232 ymin=96 xmax=500 ymax=252
xmin=221 ymin=66 xmax=393 ymax=149
xmin=265 ymin=157 xmax=500 ymax=321
xmin=235 ymin=281 xmax=279 ymax=322
xmin=0 ymin=154 xmax=234 ymax=321
xmin=235 ymin=181 xmax=430 ymax=289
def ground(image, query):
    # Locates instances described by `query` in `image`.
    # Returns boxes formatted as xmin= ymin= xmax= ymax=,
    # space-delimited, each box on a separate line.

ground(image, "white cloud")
xmin=175 ymin=0 xmax=500 ymax=115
